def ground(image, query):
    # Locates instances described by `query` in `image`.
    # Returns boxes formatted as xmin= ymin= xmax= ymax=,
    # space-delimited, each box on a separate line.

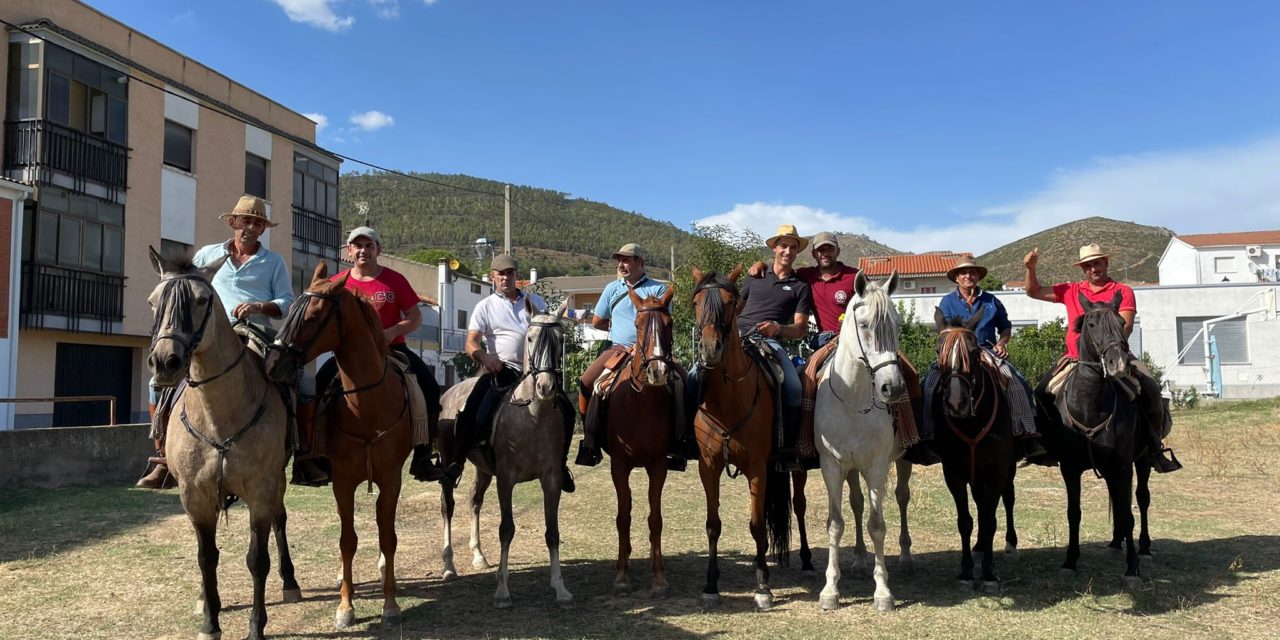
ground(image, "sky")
xmin=87 ymin=0 xmax=1280 ymax=254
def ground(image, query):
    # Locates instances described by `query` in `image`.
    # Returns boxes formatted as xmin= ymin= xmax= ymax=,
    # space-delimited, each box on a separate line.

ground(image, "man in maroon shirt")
xmin=1025 ymin=243 xmax=1180 ymax=472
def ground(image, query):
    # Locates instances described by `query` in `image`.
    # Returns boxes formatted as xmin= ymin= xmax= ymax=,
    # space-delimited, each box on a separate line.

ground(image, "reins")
xmin=692 ymin=277 xmax=764 ymax=479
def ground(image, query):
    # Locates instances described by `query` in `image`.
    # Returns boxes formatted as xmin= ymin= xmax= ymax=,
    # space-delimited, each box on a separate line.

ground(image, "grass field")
xmin=1 ymin=399 xmax=1278 ymax=639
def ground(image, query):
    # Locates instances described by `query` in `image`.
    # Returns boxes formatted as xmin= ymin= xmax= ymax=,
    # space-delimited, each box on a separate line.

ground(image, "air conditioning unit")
xmin=1246 ymin=245 xmax=1263 ymax=257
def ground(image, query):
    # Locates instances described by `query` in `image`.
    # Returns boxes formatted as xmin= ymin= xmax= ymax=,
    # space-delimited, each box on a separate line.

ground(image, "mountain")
xmin=793 ymin=232 xmax=904 ymax=267
xmin=338 ymin=172 xmax=699 ymax=277
xmin=977 ymin=217 xmax=1175 ymax=285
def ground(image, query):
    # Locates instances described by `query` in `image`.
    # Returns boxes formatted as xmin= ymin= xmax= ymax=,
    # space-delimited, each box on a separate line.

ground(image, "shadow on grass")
xmin=0 ymin=483 xmax=185 ymax=563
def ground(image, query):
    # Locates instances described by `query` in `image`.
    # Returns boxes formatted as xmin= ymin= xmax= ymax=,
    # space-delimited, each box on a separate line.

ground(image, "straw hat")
xmin=1073 ymin=243 xmax=1109 ymax=265
xmin=766 ymin=224 xmax=808 ymax=251
xmin=218 ymin=195 xmax=278 ymax=227
xmin=946 ymin=259 xmax=989 ymax=283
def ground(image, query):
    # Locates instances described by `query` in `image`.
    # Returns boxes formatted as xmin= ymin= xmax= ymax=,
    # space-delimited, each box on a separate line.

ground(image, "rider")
xmin=139 ymin=195 xmax=297 ymax=489
xmin=311 ymin=226 xmax=447 ymax=483
xmin=1024 ymin=243 xmax=1181 ymax=473
xmin=573 ymin=243 xmax=691 ymax=471
xmin=456 ymin=253 xmax=577 ymax=493
xmin=922 ymin=259 xmax=1049 ymax=462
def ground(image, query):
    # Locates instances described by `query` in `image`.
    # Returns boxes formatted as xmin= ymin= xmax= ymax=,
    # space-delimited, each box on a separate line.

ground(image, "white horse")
xmin=814 ymin=271 xmax=908 ymax=612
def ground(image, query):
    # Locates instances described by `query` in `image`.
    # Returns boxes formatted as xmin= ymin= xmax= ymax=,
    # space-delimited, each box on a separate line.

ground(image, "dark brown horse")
xmin=932 ymin=307 xmax=1017 ymax=594
xmin=689 ymin=266 xmax=791 ymax=610
xmin=604 ymin=287 xmax=677 ymax=598
xmin=266 ymin=262 xmax=413 ymax=628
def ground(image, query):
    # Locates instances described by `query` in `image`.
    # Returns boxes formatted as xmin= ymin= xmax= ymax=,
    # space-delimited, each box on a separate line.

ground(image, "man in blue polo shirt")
xmin=575 ymin=244 xmax=691 ymax=469
xmin=923 ymin=259 xmax=1047 ymax=462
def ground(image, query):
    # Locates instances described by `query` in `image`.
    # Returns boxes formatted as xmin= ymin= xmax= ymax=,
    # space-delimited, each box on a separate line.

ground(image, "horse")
xmin=689 ymin=266 xmax=791 ymax=611
xmin=435 ymin=304 xmax=575 ymax=609
xmin=602 ymin=287 xmax=677 ymax=598
xmin=931 ymin=307 xmax=1018 ymax=594
xmin=264 ymin=261 xmax=413 ymax=627
xmin=1034 ymin=291 xmax=1145 ymax=587
xmin=812 ymin=270 xmax=907 ymax=612
xmin=146 ymin=247 xmax=300 ymax=640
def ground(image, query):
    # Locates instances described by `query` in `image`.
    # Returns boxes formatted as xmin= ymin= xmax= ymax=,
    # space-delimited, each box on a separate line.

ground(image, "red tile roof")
xmin=858 ymin=253 xmax=974 ymax=277
xmin=1178 ymin=230 xmax=1280 ymax=247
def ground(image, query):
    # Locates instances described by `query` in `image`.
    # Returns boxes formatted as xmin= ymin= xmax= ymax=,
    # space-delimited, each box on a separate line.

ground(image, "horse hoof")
xmin=383 ymin=607 xmax=402 ymax=627
xmin=613 ymin=582 xmax=631 ymax=597
xmin=1004 ymin=546 xmax=1020 ymax=561
xmin=874 ymin=596 xmax=895 ymax=612
xmin=819 ymin=594 xmax=840 ymax=611
xmin=281 ymin=588 xmax=303 ymax=604
xmin=1123 ymin=575 xmax=1144 ymax=590
xmin=754 ymin=592 xmax=773 ymax=611
xmin=1140 ymin=553 xmax=1156 ymax=565
xmin=441 ymin=569 xmax=458 ymax=581
xmin=335 ymin=608 xmax=355 ymax=628
xmin=473 ymin=558 xmax=492 ymax=571
xmin=1057 ymin=568 xmax=1078 ymax=581
xmin=958 ymin=579 xmax=976 ymax=592
xmin=193 ymin=598 xmax=205 ymax=616
xmin=557 ymin=595 xmax=576 ymax=610
xmin=650 ymin=585 xmax=670 ymax=599
xmin=197 ymin=633 xmax=221 ymax=640
xmin=1107 ymin=541 xmax=1123 ymax=551
xmin=700 ymin=593 xmax=722 ymax=609
xmin=982 ymin=580 xmax=1001 ymax=595
xmin=899 ymin=557 xmax=916 ymax=573
xmin=493 ymin=595 xmax=512 ymax=609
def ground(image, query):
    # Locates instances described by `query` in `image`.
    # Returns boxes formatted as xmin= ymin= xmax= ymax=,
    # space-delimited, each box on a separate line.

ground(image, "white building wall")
xmin=0 ymin=181 xmax=33 ymax=429
xmin=1157 ymin=240 xmax=1198 ymax=285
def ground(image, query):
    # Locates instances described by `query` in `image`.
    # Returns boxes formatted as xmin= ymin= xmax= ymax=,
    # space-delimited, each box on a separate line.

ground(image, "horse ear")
xmin=312 ymin=260 xmax=329 ymax=284
xmin=692 ymin=266 xmax=704 ymax=284
xmin=854 ymin=270 xmax=868 ymax=298
xmin=525 ymin=294 xmax=537 ymax=317
xmin=333 ymin=270 xmax=350 ymax=289
xmin=197 ymin=255 xmax=228 ymax=283
xmin=884 ymin=270 xmax=899 ymax=296
xmin=933 ymin=306 xmax=946 ymax=331
xmin=1109 ymin=291 xmax=1123 ymax=311
xmin=627 ymin=286 xmax=644 ymax=310
xmin=1077 ymin=291 xmax=1092 ymax=311
xmin=149 ymin=245 xmax=164 ymax=276
xmin=1073 ymin=314 xmax=1085 ymax=333
xmin=554 ymin=302 xmax=567 ymax=320
xmin=728 ymin=264 xmax=744 ymax=283
xmin=966 ymin=306 xmax=986 ymax=331
xmin=659 ymin=286 xmax=675 ymax=309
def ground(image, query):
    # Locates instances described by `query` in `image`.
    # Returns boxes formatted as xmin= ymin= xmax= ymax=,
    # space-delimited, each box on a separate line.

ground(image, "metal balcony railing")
xmin=20 ymin=262 xmax=125 ymax=333
xmin=4 ymin=120 xmax=129 ymax=195
xmin=292 ymin=207 xmax=341 ymax=248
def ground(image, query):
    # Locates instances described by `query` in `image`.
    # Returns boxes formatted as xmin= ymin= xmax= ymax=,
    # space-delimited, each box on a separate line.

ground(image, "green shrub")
xmin=1007 ymin=318 xmax=1066 ymax=385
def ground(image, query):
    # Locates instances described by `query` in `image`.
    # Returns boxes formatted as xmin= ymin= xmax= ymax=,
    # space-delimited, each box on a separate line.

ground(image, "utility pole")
xmin=670 ymin=244 xmax=676 ymax=280
xmin=503 ymin=184 xmax=512 ymax=255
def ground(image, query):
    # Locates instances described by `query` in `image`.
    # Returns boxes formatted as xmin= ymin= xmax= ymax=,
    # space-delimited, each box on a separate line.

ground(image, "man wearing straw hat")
xmin=921 ymin=258 xmax=1049 ymax=463
xmin=1025 ymin=244 xmax=1180 ymax=473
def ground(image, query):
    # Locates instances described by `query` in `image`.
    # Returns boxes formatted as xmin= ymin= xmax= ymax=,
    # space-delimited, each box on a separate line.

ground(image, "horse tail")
xmin=765 ymin=465 xmax=791 ymax=567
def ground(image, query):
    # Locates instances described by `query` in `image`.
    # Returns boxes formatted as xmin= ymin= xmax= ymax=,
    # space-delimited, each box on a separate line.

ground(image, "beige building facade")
xmin=1 ymin=1 xmax=341 ymax=428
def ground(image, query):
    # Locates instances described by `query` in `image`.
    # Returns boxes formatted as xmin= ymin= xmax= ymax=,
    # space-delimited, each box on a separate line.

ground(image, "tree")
xmin=978 ymin=273 xmax=1005 ymax=292
xmin=671 ymin=224 xmax=768 ymax=366
xmin=404 ymin=248 xmax=473 ymax=276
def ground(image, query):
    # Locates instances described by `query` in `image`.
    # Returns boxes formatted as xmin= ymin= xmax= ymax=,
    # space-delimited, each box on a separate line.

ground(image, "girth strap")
xmin=179 ymin=386 xmax=270 ymax=509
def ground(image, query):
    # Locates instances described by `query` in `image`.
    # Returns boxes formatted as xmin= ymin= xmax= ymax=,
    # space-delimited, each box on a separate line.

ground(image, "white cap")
xmin=346 ymin=226 xmax=381 ymax=245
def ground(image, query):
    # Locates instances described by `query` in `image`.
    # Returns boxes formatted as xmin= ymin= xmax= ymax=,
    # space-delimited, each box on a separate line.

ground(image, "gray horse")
xmin=436 ymin=306 xmax=575 ymax=609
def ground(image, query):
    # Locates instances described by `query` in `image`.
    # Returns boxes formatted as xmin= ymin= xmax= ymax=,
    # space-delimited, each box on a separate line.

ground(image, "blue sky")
xmin=89 ymin=0 xmax=1278 ymax=253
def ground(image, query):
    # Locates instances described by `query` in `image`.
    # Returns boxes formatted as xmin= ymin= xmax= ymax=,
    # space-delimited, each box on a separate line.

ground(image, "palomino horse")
xmin=1034 ymin=292 xmax=1146 ymax=587
xmin=265 ymin=262 xmax=413 ymax=627
xmin=932 ymin=307 xmax=1018 ymax=593
xmin=812 ymin=271 xmax=907 ymax=612
xmin=146 ymin=247 xmax=300 ymax=640
xmin=689 ymin=266 xmax=791 ymax=611
xmin=436 ymin=305 xmax=574 ymax=608
xmin=604 ymin=287 xmax=677 ymax=598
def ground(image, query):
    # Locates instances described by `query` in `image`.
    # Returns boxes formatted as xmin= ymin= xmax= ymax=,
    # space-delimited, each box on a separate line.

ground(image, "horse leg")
xmin=245 ymin=508 xmax=273 ymax=640
xmin=1108 ymin=465 xmax=1141 ymax=587
xmin=1060 ymin=465 xmax=1083 ymax=577
xmin=611 ymin=458 xmax=634 ymax=596
xmin=193 ymin=516 xmax=222 ymax=640
xmin=375 ymin=472 xmax=403 ymax=626
xmin=818 ymin=460 xmax=846 ymax=611
xmin=698 ymin=451 xmax=723 ymax=607
xmin=1003 ymin=463 xmax=1020 ymax=558
xmin=647 ymin=462 xmax=670 ymax=598
xmin=894 ymin=459 xmax=915 ymax=571
xmin=470 ymin=470 xmax=494 ymax=570
xmin=1136 ymin=459 xmax=1153 ymax=559
xmin=792 ymin=470 xmax=815 ymax=572
xmin=440 ymin=478 xmax=458 ymax=579
xmin=864 ymin=464 xmax=895 ymax=611
xmin=943 ymin=463 xmax=975 ymax=588
xmin=975 ymin=476 xmax=1002 ymax=594
xmin=272 ymin=501 xmax=302 ymax=603
xmin=541 ymin=471 xmax=574 ymax=607
xmin=748 ymin=466 xmax=773 ymax=610
xmin=493 ymin=477 xmax=516 ymax=609
xmin=334 ymin=479 xmax=359 ymax=628
xmin=846 ymin=472 xmax=869 ymax=576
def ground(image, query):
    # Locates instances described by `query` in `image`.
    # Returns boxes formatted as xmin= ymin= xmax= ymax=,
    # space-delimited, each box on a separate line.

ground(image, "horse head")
xmin=933 ymin=306 xmax=985 ymax=419
xmin=628 ymin=287 xmax=676 ymax=388
xmin=266 ymin=261 xmax=353 ymax=381
xmin=840 ymin=270 xmax=906 ymax=403
xmin=524 ymin=304 xmax=567 ymax=400
xmin=1075 ymin=291 xmax=1130 ymax=378
xmin=146 ymin=245 xmax=228 ymax=387
xmin=690 ymin=265 xmax=743 ymax=367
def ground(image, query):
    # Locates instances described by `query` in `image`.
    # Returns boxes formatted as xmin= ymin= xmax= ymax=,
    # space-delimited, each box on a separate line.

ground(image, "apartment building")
xmin=1 ymin=1 xmax=341 ymax=428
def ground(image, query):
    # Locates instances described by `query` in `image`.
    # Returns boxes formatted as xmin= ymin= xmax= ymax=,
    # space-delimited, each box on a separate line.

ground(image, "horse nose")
xmin=163 ymin=353 xmax=182 ymax=372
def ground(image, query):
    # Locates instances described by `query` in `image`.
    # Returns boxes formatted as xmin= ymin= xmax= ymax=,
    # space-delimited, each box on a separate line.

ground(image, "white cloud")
xmin=349 ymin=110 xmax=395 ymax=131
xmin=695 ymin=135 xmax=1280 ymax=255
xmin=302 ymin=112 xmax=329 ymax=132
xmin=269 ymin=0 xmax=355 ymax=32
xmin=422 ymin=0 xmax=439 ymax=5
xmin=369 ymin=0 xmax=399 ymax=18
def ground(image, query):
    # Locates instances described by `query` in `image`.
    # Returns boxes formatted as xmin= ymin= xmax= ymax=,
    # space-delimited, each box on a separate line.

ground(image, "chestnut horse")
xmin=689 ymin=266 xmax=791 ymax=611
xmin=604 ymin=287 xmax=677 ymax=598
xmin=146 ymin=247 xmax=300 ymax=640
xmin=266 ymin=262 xmax=413 ymax=628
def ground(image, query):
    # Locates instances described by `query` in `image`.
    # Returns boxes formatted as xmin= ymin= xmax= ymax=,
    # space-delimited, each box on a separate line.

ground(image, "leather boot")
xmin=774 ymin=407 xmax=804 ymax=473
xmin=1020 ymin=435 xmax=1053 ymax=465
xmin=902 ymin=441 xmax=942 ymax=466
xmin=137 ymin=436 xmax=177 ymax=489
xmin=409 ymin=444 xmax=446 ymax=482
xmin=1150 ymin=447 xmax=1182 ymax=473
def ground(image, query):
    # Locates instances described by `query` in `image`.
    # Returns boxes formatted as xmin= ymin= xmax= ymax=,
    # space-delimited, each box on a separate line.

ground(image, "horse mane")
xmin=854 ymin=282 xmax=900 ymax=352
xmin=315 ymin=278 xmax=389 ymax=353
xmin=691 ymin=270 xmax=738 ymax=326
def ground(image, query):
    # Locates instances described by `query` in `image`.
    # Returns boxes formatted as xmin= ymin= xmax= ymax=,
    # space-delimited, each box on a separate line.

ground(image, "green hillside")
xmin=977 ymin=216 xmax=1174 ymax=285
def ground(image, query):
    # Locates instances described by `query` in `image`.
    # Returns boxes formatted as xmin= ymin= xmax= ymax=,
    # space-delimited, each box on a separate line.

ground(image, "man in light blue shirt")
xmin=191 ymin=195 xmax=293 ymax=331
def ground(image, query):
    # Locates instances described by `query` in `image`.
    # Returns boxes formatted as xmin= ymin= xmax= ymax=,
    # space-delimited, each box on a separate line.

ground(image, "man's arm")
xmin=783 ymin=312 xmax=810 ymax=340
xmin=1023 ymin=248 xmax=1058 ymax=303
xmin=746 ymin=261 xmax=768 ymax=278
xmin=1120 ymin=310 xmax=1136 ymax=338
xmin=466 ymin=329 xmax=503 ymax=374
xmin=384 ymin=302 xmax=423 ymax=345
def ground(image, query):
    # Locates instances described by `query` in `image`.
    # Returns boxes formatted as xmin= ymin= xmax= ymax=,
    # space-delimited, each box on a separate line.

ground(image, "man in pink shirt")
xmin=1024 ymin=243 xmax=1180 ymax=472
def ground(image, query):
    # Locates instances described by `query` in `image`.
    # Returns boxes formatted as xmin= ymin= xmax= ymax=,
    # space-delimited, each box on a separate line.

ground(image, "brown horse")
xmin=689 ymin=266 xmax=791 ymax=610
xmin=603 ymin=287 xmax=677 ymax=598
xmin=265 ymin=262 xmax=413 ymax=628
xmin=146 ymin=247 xmax=300 ymax=640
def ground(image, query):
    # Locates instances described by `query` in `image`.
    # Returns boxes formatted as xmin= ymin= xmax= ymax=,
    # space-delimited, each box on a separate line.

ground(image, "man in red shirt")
xmin=1024 ymin=243 xmax=1180 ymax=472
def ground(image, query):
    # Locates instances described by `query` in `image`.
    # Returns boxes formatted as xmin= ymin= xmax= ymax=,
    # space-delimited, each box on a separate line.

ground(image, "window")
xmin=920 ymin=287 xmax=937 ymax=294
xmin=245 ymin=153 xmax=268 ymax=199
xmin=1177 ymin=316 xmax=1248 ymax=365
xmin=1214 ymin=257 xmax=1236 ymax=274
xmin=26 ymin=187 xmax=126 ymax=275
xmin=457 ymin=309 xmax=468 ymax=329
xmin=164 ymin=120 xmax=193 ymax=172
xmin=470 ymin=283 xmax=482 ymax=294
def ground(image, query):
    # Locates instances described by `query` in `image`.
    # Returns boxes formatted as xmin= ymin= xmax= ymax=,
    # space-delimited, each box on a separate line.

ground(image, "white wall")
xmin=1158 ymin=240 xmax=1198 ymax=285
xmin=0 ymin=182 xmax=33 ymax=429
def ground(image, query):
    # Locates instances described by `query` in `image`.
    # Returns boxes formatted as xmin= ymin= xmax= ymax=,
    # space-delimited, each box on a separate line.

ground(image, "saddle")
xmin=312 ymin=352 xmax=430 ymax=455
xmin=1051 ymin=359 xmax=1141 ymax=445
xmin=741 ymin=334 xmax=787 ymax=450
xmin=592 ymin=349 xmax=631 ymax=400
xmin=798 ymin=337 xmax=921 ymax=455
xmin=152 ymin=354 xmax=296 ymax=452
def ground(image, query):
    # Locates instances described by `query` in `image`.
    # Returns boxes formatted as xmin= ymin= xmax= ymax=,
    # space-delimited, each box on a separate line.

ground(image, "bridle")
xmin=1078 ymin=307 xmax=1129 ymax=379
xmin=692 ymin=278 xmax=753 ymax=382
xmin=274 ymin=287 xmax=389 ymax=397
xmin=504 ymin=316 xmax=565 ymax=406
xmin=936 ymin=326 xmax=981 ymax=419
xmin=828 ymin=295 xmax=901 ymax=413
xmin=150 ymin=273 xmax=245 ymax=388
xmin=629 ymin=305 xmax=673 ymax=390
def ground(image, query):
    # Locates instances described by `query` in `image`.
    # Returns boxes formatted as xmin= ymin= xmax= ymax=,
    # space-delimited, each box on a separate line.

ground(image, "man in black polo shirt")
xmin=737 ymin=224 xmax=814 ymax=471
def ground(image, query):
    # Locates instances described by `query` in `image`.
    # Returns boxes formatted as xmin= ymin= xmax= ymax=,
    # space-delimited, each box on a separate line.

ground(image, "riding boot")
xmin=1019 ymin=434 xmax=1052 ymax=464
xmin=574 ymin=393 xmax=604 ymax=467
xmin=410 ymin=444 xmax=446 ymax=482
xmin=774 ymin=407 xmax=804 ymax=473
xmin=290 ymin=398 xmax=331 ymax=487
xmin=902 ymin=441 xmax=942 ymax=466
xmin=137 ymin=436 xmax=177 ymax=490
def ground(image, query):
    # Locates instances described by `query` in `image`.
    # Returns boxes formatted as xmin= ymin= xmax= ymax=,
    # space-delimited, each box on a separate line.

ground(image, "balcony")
xmin=4 ymin=120 xmax=129 ymax=196
xmin=20 ymin=262 xmax=125 ymax=333
xmin=293 ymin=208 xmax=341 ymax=249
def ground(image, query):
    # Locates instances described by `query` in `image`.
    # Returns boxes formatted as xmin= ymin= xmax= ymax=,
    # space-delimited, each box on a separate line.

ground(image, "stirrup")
xmin=1152 ymin=447 xmax=1182 ymax=473
xmin=574 ymin=439 xmax=602 ymax=467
